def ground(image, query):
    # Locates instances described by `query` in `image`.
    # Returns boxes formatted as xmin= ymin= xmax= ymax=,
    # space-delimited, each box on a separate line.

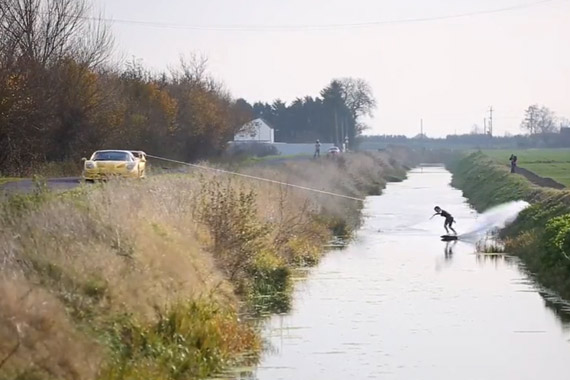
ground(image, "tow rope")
xmin=146 ymin=154 xmax=365 ymax=202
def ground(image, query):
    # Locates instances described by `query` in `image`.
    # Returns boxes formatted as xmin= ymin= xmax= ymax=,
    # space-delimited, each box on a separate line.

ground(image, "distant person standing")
xmin=509 ymin=154 xmax=518 ymax=173
xmin=314 ymin=139 xmax=321 ymax=158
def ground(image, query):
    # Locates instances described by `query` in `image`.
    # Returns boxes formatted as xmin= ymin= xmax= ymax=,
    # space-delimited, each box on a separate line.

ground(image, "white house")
xmin=234 ymin=118 xmax=274 ymax=143
xmin=231 ymin=118 xmax=337 ymax=155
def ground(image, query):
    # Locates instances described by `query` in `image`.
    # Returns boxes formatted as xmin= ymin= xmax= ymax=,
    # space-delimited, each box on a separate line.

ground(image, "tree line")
xmin=0 ymin=0 xmax=378 ymax=176
xmin=0 ymin=0 xmax=253 ymax=175
xmin=236 ymin=78 xmax=376 ymax=148
xmin=360 ymin=133 xmax=570 ymax=150
xmin=360 ymin=104 xmax=570 ymax=150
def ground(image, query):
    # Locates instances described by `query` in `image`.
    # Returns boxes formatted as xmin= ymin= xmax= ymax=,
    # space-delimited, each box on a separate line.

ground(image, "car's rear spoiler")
xmin=129 ymin=150 xmax=146 ymax=161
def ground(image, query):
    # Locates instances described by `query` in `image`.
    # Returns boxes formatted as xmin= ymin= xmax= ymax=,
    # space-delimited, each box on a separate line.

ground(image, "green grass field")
xmin=481 ymin=149 xmax=570 ymax=186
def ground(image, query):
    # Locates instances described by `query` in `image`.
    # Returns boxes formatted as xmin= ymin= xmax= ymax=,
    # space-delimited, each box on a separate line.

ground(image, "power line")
xmin=83 ymin=0 xmax=559 ymax=32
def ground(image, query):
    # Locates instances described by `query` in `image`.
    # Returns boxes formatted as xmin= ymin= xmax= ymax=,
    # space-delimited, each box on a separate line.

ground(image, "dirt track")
xmin=516 ymin=166 xmax=566 ymax=189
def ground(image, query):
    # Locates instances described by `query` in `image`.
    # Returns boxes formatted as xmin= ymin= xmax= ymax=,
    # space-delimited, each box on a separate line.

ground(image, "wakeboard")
xmin=441 ymin=235 xmax=458 ymax=241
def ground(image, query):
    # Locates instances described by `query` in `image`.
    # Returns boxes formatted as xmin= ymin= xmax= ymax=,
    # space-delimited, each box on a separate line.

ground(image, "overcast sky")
xmin=93 ymin=0 xmax=570 ymax=137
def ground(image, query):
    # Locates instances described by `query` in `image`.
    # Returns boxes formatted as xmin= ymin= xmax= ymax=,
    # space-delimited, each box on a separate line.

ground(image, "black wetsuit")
xmin=438 ymin=209 xmax=456 ymax=233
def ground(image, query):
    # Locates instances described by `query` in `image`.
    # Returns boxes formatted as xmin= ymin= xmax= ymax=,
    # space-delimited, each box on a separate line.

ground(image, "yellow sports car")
xmin=82 ymin=150 xmax=147 ymax=181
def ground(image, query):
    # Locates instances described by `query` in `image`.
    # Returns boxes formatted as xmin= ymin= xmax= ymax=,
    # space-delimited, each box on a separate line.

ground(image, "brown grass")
xmin=0 ymin=276 xmax=102 ymax=379
xmin=0 ymin=149 xmax=414 ymax=379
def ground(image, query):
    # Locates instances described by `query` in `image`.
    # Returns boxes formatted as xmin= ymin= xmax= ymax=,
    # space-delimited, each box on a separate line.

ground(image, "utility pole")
xmin=340 ymin=116 xmax=345 ymax=148
xmin=488 ymin=106 xmax=493 ymax=136
xmin=483 ymin=118 xmax=487 ymax=135
xmin=334 ymin=108 xmax=339 ymax=146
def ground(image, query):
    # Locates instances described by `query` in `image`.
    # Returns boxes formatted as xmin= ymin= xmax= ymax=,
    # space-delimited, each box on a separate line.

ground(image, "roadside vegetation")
xmin=448 ymin=151 xmax=570 ymax=298
xmin=0 ymin=149 xmax=414 ymax=379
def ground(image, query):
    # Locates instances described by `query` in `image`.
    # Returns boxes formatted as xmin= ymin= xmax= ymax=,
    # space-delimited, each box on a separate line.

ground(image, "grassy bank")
xmin=0 ymin=149 xmax=414 ymax=380
xmin=448 ymin=152 xmax=570 ymax=298
xmin=481 ymin=149 xmax=570 ymax=187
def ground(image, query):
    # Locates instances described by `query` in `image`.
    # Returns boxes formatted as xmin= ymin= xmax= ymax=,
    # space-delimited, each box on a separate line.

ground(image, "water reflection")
xmin=475 ymin=252 xmax=510 ymax=268
xmin=508 ymin=260 xmax=570 ymax=329
xmin=540 ymin=290 xmax=570 ymax=327
xmin=444 ymin=240 xmax=456 ymax=261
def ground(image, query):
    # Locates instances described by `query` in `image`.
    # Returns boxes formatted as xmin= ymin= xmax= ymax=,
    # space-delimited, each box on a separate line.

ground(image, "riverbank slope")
xmin=448 ymin=152 xmax=570 ymax=298
xmin=0 ymin=148 xmax=416 ymax=380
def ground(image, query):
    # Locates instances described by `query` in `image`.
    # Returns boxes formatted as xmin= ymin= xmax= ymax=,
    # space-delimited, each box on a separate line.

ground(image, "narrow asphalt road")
xmin=0 ymin=155 xmax=321 ymax=195
xmin=1 ymin=177 xmax=81 ymax=194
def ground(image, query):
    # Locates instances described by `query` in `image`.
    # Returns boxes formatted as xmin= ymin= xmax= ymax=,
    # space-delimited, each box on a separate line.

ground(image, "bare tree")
xmin=520 ymin=104 xmax=557 ymax=135
xmin=74 ymin=11 xmax=114 ymax=68
xmin=121 ymin=56 xmax=151 ymax=81
xmin=521 ymin=105 xmax=539 ymax=134
xmin=339 ymin=78 xmax=376 ymax=137
xmin=339 ymin=77 xmax=377 ymax=120
xmin=0 ymin=0 xmax=112 ymax=68
xmin=536 ymin=106 xmax=558 ymax=134
xmin=178 ymin=53 xmax=208 ymax=83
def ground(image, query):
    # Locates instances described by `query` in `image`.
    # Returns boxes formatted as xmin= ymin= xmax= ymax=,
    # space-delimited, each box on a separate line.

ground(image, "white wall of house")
xmin=234 ymin=118 xmax=274 ymax=143
xmin=232 ymin=119 xmax=338 ymax=155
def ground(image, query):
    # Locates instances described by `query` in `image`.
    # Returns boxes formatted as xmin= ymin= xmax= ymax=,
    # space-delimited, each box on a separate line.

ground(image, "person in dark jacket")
xmin=509 ymin=154 xmax=517 ymax=173
xmin=432 ymin=206 xmax=457 ymax=235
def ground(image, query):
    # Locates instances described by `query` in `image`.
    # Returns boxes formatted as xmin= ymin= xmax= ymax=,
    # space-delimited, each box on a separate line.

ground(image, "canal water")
xmin=251 ymin=166 xmax=570 ymax=380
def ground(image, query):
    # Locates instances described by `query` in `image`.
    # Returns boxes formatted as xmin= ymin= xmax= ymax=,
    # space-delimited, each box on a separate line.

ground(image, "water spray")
xmin=458 ymin=200 xmax=529 ymax=243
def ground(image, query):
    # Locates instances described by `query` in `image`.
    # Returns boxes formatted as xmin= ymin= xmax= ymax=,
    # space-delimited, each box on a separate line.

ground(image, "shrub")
xmin=100 ymin=300 xmax=260 ymax=380
xmin=226 ymin=142 xmax=279 ymax=158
